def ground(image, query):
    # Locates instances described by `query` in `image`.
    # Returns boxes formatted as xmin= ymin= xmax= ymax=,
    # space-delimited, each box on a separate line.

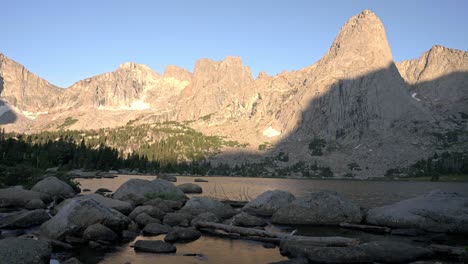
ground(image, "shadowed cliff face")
xmin=0 ymin=75 xmax=17 ymax=125
xmin=210 ymin=67 xmax=468 ymax=178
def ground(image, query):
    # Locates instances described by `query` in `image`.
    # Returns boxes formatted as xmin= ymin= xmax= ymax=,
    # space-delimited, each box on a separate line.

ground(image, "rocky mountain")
xmin=0 ymin=10 xmax=466 ymax=177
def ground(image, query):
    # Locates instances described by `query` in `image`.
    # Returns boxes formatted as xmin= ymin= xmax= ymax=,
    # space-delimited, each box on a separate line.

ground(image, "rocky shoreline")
xmin=0 ymin=175 xmax=467 ymax=264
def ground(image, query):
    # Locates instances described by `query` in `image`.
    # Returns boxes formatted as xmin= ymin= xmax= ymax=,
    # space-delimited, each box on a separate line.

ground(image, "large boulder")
xmin=177 ymin=183 xmax=203 ymax=194
xmin=0 ymin=237 xmax=52 ymax=264
xmin=366 ymin=190 xmax=468 ymax=234
xmin=226 ymin=212 xmax=267 ymax=227
xmin=134 ymin=213 xmax=161 ymax=227
xmin=0 ymin=209 xmax=51 ymax=228
xmin=243 ymin=190 xmax=295 ymax=216
xmin=143 ymin=198 xmax=184 ymax=212
xmin=163 ymin=212 xmax=192 ymax=227
xmin=134 ymin=240 xmax=176 ymax=253
xmin=82 ymin=223 xmax=118 ymax=241
xmin=40 ymin=198 xmax=129 ymax=240
xmin=113 ymin=179 xmax=186 ymax=205
xmin=129 ymin=205 xmax=165 ymax=220
xmin=180 ymin=197 xmax=236 ymax=219
xmin=280 ymin=240 xmax=432 ymax=263
xmin=31 ymin=176 xmax=75 ymax=198
xmin=25 ymin=199 xmax=46 ymax=210
xmin=272 ymin=190 xmax=362 ymax=225
xmin=157 ymin=174 xmax=177 ymax=182
xmin=0 ymin=187 xmax=51 ymax=208
xmin=54 ymin=194 xmax=134 ymax=215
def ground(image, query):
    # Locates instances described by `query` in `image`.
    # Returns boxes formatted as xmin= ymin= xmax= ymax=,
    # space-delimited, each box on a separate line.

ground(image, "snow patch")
xmin=263 ymin=126 xmax=281 ymax=138
xmin=411 ymin=93 xmax=421 ymax=102
xmin=22 ymin=110 xmax=48 ymax=120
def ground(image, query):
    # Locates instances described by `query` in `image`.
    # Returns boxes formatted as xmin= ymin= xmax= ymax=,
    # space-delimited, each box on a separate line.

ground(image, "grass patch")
xmin=57 ymin=117 xmax=78 ymax=129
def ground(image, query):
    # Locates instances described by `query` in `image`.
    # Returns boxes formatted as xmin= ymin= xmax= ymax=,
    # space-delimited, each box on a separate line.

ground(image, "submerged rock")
xmin=0 ymin=209 xmax=51 ymax=228
xmin=180 ymin=197 xmax=236 ymax=219
xmin=40 ymin=198 xmax=129 ymax=240
xmin=31 ymin=176 xmax=75 ymax=198
xmin=177 ymin=183 xmax=203 ymax=194
xmin=134 ymin=240 xmax=176 ymax=253
xmin=113 ymin=179 xmax=186 ymax=205
xmin=243 ymin=190 xmax=295 ymax=217
xmin=0 ymin=237 xmax=52 ymax=264
xmin=366 ymin=190 xmax=468 ymax=234
xmin=194 ymin=178 xmax=208 ymax=182
xmin=272 ymin=190 xmax=362 ymax=225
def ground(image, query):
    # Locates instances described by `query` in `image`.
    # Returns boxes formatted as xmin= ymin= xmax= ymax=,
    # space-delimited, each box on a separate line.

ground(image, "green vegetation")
xmin=57 ymin=117 xmax=78 ymax=129
xmin=309 ymin=138 xmax=326 ymax=156
xmin=385 ymin=151 xmax=468 ymax=181
xmin=258 ymin=142 xmax=271 ymax=151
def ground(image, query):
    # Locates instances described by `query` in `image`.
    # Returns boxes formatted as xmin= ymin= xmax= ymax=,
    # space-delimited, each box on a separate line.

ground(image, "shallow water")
xmin=72 ymin=175 xmax=468 ymax=264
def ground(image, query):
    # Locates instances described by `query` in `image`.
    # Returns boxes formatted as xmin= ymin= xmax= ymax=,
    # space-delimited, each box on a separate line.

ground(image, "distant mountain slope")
xmin=1 ymin=10 xmax=466 ymax=177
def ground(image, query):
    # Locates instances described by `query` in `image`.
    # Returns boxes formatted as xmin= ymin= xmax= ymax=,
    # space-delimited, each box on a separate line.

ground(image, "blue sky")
xmin=3 ymin=0 xmax=467 ymax=87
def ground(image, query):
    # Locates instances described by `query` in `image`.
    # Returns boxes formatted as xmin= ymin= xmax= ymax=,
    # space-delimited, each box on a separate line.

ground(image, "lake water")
xmin=72 ymin=175 xmax=468 ymax=264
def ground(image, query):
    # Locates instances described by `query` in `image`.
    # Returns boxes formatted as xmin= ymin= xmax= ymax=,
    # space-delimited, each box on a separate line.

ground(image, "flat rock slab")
xmin=366 ymin=190 xmax=468 ymax=234
xmin=134 ymin=240 xmax=176 ymax=253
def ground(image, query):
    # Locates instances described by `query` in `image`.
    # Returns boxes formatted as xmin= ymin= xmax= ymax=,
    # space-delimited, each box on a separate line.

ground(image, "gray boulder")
xmin=272 ymin=190 xmax=362 ymax=225
xmin=157 ymin=174 xmax=177 ymax=182
xmin=40 ymin=198 xmax=129 ymax=240
xmin=180 ymin=197 xmax=236 ymax=219
xmin=134 ymin=240 xmax=176 ymax=253
xmin=143 ymin=223 xmax=172 ymax=235
xmin=191 ymin=212 xmax=220 ymax=225
xmin=143 ymin=198 xmax=184 ymax=212
xmin=194 ymin=178 xmax=208 ymax=182
xmin=0 ymin=209 xmax=51 ymax=228
xmin=31 ymin=176 xmax=75 ymax=198
xmin=0 ymin=237 xmax=52 ymax=264
xmin=280 ymin=240 xmax=432 ymax=263
xmin=164 ymin=227 xmax=201 ymax=243
xmin=366 ymin=190 xmax=468 ymax=234
xmin=134 ymin=213 xmax=161 ymax=227
xmin=25 ymin=199 xmax=47 ymax=210
xmin=82 ymin=223 xmax=118 ymax=241
xmin=177 ymin=183 xmax=203 ymax=194
xmin=243 ymin=190 xmax=295 ymax=216
xmin=54 ymin=194 xmax=134 ymax=215
xmin=129 ymin=205 xmax=165 ymax=220
xmin=0 ymin=187 xmax=51 ymax=208
xmin=163 ymin=212 xmax=192 ymax=227
xmin=113 ymin=179 xmax=186 ymax=205
xmin=122 ymin=230 xmax=139 ymax=241
xmin=227 ymin=212 xmax=267 ymax=227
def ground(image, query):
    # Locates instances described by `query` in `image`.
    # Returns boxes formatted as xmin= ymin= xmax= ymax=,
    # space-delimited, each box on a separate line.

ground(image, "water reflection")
xmin=77 ymin=175 xmax=468 ymax=208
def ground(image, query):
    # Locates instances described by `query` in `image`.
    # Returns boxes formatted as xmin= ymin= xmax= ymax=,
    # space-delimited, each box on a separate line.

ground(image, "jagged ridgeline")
xmin=0 ymin=122 xmax=245 ymax=179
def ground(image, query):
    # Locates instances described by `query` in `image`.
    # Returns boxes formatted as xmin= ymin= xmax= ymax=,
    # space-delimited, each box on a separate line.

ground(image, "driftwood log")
xmin=339 ymin=222 xmax=391 ymax=234
xmin=194 ymin=221 xmax=359 ymax=246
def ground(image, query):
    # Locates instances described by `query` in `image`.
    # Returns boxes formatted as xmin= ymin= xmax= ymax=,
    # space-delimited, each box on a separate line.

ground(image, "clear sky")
xmin=3 ymin=0 xmax=467 ymax=87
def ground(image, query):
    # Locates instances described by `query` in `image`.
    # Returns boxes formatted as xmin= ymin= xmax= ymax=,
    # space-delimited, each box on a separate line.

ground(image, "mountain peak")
xmin=321 ymin=10 xmax=393 ymax=74
xmin=118 ymin=62 xmax=154 ymax=72
xmin=163 ymin=65 xmax=192 ymax=81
